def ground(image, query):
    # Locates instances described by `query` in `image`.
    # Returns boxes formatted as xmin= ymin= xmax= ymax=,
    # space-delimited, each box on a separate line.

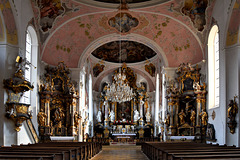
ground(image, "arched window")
xmin=21 ymin=26 xmax=38 ymax=106
xmin=21 ymin=31 xmax=31 ymax=104
xmin=208 ymin=25 xmax=219 ymax=109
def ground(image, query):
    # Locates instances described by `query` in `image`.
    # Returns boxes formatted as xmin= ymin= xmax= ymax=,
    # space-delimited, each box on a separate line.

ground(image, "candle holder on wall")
xmin=227 ymin=96 xmax=238 ymax=134
xmin=3 ymin=56 xmax=34 ymax=131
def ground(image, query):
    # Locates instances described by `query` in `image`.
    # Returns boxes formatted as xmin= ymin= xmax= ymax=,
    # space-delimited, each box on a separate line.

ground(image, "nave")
xmin=91 ymin=145 xmax=149 ymax=160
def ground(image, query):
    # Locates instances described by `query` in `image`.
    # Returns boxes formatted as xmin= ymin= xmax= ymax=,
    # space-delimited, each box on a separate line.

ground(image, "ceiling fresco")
xmin=226 ymin=0 xmax=240 ymax=46
xmin=29 ymin=0 xmax=216 ymax=68
xmin=0 ymin=0 xmax=18 ymax=45
xmin=91 ymin=41 xmax=157 ymax=63
xmin=94 ymin=0 xmax=150 ymax=3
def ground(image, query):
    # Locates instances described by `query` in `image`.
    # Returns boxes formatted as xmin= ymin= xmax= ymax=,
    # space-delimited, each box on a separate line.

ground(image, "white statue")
xmin=96 ymin=110 xmax=102 ymax=123
xmin=134 ymin=109 xmax=140 ymax=122
xmin=146 ymin=110 xmax=151 ymax=123
xmin=109 ymin=110 xmax=115 ymax=122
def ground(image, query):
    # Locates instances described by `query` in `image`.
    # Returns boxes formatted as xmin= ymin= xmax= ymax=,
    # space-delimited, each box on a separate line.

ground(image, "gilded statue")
xmin=37 ymin=109 xmax=47 ymax=127
xmin=199 ymin=109 xmax=208 ymax=126
xmin=190 ymin=110 xmax=196 ymax=126
xmin=227 ymin=99 xmax=238 ymax=122
xmin=164 ymin=113 xmax=170 ymax=126
xmin=74 ymin=112 xmax=81 ymax=128
xmin=178 ymin=109 xmax=186 ymax=125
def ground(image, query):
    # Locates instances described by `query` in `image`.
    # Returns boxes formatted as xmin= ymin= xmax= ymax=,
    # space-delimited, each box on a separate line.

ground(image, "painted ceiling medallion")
xmin=181 ymin=0 xmax=208 ymax=31
xmin=109 ymin=12 xmax=139 ymax=33
xmin=94 ymin=0 xmax=150 ymax=4
xmin=92 ymin=41 xmax=157 ymax=63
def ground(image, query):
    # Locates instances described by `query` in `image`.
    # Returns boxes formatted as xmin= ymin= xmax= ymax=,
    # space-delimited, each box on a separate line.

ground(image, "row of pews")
xmin=0 ymin=142 xmax=102 ymax=160
xmin=142 ymin=142 xmax=240 ymax=160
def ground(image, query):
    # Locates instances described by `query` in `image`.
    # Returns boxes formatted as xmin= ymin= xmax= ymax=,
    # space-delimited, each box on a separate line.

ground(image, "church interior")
xmin=0 ymin=0 xmax=240 ymax=159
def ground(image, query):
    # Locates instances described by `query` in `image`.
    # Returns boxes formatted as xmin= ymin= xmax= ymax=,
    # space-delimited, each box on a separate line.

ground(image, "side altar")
xmin=165 ymin=63 xmax=207 ymax=142
xmin=38 ymin=62 xmax=81 ymax=142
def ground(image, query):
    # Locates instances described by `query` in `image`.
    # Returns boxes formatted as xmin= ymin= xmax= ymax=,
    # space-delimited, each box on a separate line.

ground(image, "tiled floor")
xmin=91 ymin=145 xmax=149 ymax=160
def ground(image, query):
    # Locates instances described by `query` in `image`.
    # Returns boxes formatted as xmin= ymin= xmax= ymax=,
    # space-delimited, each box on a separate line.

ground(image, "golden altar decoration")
xmin=38 ymin=62 xmax=80 ymax=142
xmin=165 ymin=63 xmax=207 ymax=141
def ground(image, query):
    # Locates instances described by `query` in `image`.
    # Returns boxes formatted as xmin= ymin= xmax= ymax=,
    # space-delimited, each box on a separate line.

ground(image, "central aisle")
xmin=91 ymin=145 xmax=149 ymax=160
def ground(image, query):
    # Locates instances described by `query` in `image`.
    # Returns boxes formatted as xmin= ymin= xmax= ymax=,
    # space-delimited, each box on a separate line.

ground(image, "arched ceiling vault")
xmin=93 ymin=66 xmax=155 ymax=92
xmin=30 ymin=0 xmax=215 ymax=87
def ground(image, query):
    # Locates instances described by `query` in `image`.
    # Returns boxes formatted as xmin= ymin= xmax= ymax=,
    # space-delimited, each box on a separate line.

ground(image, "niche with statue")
xmin=165 ymin=63 xmax=207 ymax=141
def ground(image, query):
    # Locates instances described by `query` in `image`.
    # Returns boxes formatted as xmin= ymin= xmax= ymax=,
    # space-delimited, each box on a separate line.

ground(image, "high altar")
xmin=165 ymin=63 xmax=207 ymax=141
xmin=95 ymin=64 xmax=153 ymax=142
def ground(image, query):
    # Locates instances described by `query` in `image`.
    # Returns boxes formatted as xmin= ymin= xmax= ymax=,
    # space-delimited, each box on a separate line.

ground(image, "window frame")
xmin=208 ymin=25 xmax=220 ymax=109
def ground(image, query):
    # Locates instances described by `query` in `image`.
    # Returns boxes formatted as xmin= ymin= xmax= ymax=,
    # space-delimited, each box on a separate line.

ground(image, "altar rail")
xmin=87 ymin=137 xmax=160 ymax=145
xmin=142 ymin=142 xmax=240 ymax=160
xmin=0 ymin=141 xmax=102 ymax=160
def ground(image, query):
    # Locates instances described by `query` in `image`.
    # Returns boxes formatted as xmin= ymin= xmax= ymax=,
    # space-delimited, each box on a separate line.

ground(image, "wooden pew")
xmin=0 ymin=151 xmax=65 ymax=159
xmin=141 ymin=142 xmax=240 ymax=160
xmin=0 ymin=154 xmax=55 ymax=160
xmin=0 ymin=142 xmax=102 ymax=160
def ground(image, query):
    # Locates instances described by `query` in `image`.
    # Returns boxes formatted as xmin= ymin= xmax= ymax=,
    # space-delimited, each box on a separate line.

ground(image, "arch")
xmin=93 ymin=66 xmax=155 ymax=92
xmin=78 ymin=33 xmax=168 ymax=69
xmin=208 ymin=25 xmax=219 ymax=109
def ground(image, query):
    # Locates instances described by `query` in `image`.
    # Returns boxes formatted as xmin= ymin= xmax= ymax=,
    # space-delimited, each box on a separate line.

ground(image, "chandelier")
xmin=105 ymin=66 xmax=135 ymax=103
xmin=103 ymin=0 xmax=135 ymax=103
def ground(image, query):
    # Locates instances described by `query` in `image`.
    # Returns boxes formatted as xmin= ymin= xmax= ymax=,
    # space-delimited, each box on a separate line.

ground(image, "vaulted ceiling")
xmin=29 ymin=0 xmax=215 ymax=90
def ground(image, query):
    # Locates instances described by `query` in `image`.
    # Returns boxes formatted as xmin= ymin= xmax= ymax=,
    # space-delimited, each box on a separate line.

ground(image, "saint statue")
xmin=165 ymin=113 xmax=170 ymax=126
xmin=227 ymin=99 xmax=238 ymax=122
xmin=199 ymin=109 xmax=208 ymax=126
xmin=190 ymin=110 xmax=196 ymax=126
xmin=178 ymin=109 xmax=186 ymax=125
xmin=96 ymin=110 xmax=102 ymax=123
xmin=133 ymin=109 xmax=140 ymax=122
xmin=54 ymin=107 xmax=65 ymax=128
xmin=146 ymin=110 xmax=151 ymax=123
xmin=109 ymin=110 xmax=115 ymax=122
xmin=37 ymin=109 xmax=47 ymax=127
xmin=74 ymin=112 xmax=81 ymax=128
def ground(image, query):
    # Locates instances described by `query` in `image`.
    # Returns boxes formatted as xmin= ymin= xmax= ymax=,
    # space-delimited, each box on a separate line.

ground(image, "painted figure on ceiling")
xmin=93 ymin=63 xmax=105 ymax=77
xmin=181 ymin=0 xmax=208 ymax=31
xmin=37 ymin=0 xmax=64 ymax=32
xmin=108 ymin=13 xmax=138 ymax=33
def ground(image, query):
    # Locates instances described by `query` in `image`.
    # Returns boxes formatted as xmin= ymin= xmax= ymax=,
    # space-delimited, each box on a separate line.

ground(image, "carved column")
xmin=174 ymin=97 xmax=179 ymax=128
xmin=168 ymin=96 xmax=176 ymax=136
xmin=195 ymin=92 xmax=202 ymax=127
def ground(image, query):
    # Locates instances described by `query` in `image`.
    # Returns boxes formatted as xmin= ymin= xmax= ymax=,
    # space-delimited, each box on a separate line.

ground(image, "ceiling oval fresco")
xmin=93 ymin=0 xmax=150 ymax=4
xmin=91 ymin=41 xmax=157 ymax=63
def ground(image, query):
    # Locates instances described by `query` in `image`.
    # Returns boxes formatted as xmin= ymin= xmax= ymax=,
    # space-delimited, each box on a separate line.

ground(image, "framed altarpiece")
xmin=165 ymin=63 xmax=207 ymax=142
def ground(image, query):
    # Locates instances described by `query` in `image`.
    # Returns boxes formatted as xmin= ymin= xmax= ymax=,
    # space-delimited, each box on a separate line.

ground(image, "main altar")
xmin=94 ymin=64 xmax=153 ymax=142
